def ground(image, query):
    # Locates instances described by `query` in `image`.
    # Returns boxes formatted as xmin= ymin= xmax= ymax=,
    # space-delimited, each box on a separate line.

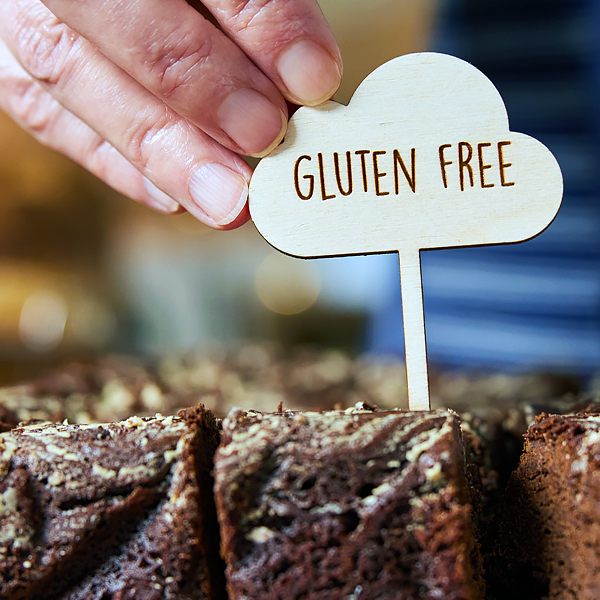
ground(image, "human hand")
xmin=0 ymin=0 xmax=342 ymax=228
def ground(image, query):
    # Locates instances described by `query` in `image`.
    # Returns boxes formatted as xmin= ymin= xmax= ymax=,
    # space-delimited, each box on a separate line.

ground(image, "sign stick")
xmin=399 ymin=249 xmax=430 ymax=411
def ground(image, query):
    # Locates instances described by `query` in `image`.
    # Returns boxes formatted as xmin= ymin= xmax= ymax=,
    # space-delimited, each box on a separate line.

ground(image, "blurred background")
xmin=0 ymin=0 xmax=598 ymax=391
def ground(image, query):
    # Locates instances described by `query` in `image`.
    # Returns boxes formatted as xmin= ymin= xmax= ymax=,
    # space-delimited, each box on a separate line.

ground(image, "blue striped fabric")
xmin=368 ymin=0 xmax=600 ymax=376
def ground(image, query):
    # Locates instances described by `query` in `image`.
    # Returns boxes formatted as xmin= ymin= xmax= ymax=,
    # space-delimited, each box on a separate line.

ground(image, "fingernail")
xmin=189 ymin=163 xmax=248 ymax=226
xmin=277 ymin=39 xmax=341 ymax=106
xmin=218 ymin=88 xmax=287 ymax=158
xmin=143 ymin=178 xmax=181 ymax=213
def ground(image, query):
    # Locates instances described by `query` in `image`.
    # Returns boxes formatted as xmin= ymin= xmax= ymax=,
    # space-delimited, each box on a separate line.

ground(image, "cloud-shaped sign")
xmin=249 ymin=53 xmax=563 ymax=410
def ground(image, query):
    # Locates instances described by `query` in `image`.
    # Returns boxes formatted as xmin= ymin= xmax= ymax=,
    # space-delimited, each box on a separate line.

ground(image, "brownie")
xmin=157 ymin=345 xmax=578 ymax=417
xmin=0 ymin=356 xmax=200 ymax=426
xmin=214 ymin=404 xmax=482 ymax=600
xmin=0 ymin=406 xmax=225 ymax=600
xmin=485 ymin=411 xmax=600 ymax=599
xmin=0 ymin=345 xmax=580 ymax=427
xmin=156 ymin=345 xmax=362 ymax=414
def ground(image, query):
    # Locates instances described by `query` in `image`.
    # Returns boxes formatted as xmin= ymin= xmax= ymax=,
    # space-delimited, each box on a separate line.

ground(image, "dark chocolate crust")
xmin=0 ymin=406 xmax=224 ymax=600
xmin=485 ymin=412 xmax=600 ymax=599
xmin=214 ymin=406 xmax=481 ymax=600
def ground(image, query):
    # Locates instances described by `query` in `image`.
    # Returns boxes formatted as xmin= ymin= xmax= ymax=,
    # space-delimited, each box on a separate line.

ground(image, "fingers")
xmin=208 ymin=0 xmax=343 ymax=106
xmin=38 ymin=0 xmax=288 ymax=158
xmin=0 ymin=0 xmax=340 ymax=229
xmin=0 ymin=0 xmax=252 ymax=229
xmin=0 ymin=40 xmax=183 ymax=215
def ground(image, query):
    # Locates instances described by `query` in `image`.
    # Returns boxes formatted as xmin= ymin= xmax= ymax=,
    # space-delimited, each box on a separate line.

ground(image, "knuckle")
xmin=123 ymin=108 xmax=177 ymax=171
xmin=9 ymin=78 xmax=62 ymax=138
xmin=146 ymin=24 xmax=214 ymax=99
xmin=15 ymin=14 xmax=81 ymax=87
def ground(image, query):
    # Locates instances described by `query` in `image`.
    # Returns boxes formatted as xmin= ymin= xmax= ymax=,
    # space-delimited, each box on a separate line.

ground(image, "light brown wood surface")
xmin=250 ymin=53 xmax=564 ymax=410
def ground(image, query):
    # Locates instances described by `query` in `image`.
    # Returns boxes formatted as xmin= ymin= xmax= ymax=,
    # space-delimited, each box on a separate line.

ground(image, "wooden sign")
xmin=249 ymin=52 xmax=563 ymax=411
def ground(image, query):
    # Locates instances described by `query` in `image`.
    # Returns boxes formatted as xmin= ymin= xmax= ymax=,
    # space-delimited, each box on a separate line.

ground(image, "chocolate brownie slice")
xmin=485 ymin=411 xmax=600 ymax=600
xmin=0 ymin=406 xmax=225 ymax=600
xmin=214 ymin=404 xmax=482 ymax=600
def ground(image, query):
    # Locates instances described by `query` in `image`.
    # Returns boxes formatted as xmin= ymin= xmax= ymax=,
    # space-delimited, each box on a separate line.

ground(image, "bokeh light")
xmin=19 ymin=289 xmax=68 ymax=352
xmin=255 ymin=252 xmax=321 ymax=315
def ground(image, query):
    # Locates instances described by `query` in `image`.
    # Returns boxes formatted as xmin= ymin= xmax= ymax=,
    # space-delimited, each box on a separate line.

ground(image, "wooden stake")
xmin=398 ymin=249 xmax=430 ymax=411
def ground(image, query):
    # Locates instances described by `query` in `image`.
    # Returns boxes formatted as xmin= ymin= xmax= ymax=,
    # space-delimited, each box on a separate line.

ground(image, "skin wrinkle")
xmin=18 ymin=88 xmax=63 ymax=138
xmin=6 ymin=74 xmax=55 ymax=133
xmin=230 ymin=0 xmax=282 ymax=31
xmin=12 ymin=15 xmax=106 ymax=115
xmin=13 ymin=11 xmax=79 ymax=87
xmin=145 ymin=20 xmax=216 ymax=102
xmin=4 ymin=68 xmax=77 ymax=150
xmin=219 ymin=0 xmax=307 ymax=46
xmin=123 ymin=106 xmax=180 ymax=173
xmin=3 ymin=49 xmax=101 ymax=162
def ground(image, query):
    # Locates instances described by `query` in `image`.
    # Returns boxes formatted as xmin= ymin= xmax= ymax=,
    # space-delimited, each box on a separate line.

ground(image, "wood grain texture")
xmin=249 ymin=52 xmax=564 ymax=411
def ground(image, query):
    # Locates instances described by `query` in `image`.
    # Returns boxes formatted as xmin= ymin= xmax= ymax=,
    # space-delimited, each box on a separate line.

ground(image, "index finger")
xmin=208 ymin=0 xmax=343 ymax=106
